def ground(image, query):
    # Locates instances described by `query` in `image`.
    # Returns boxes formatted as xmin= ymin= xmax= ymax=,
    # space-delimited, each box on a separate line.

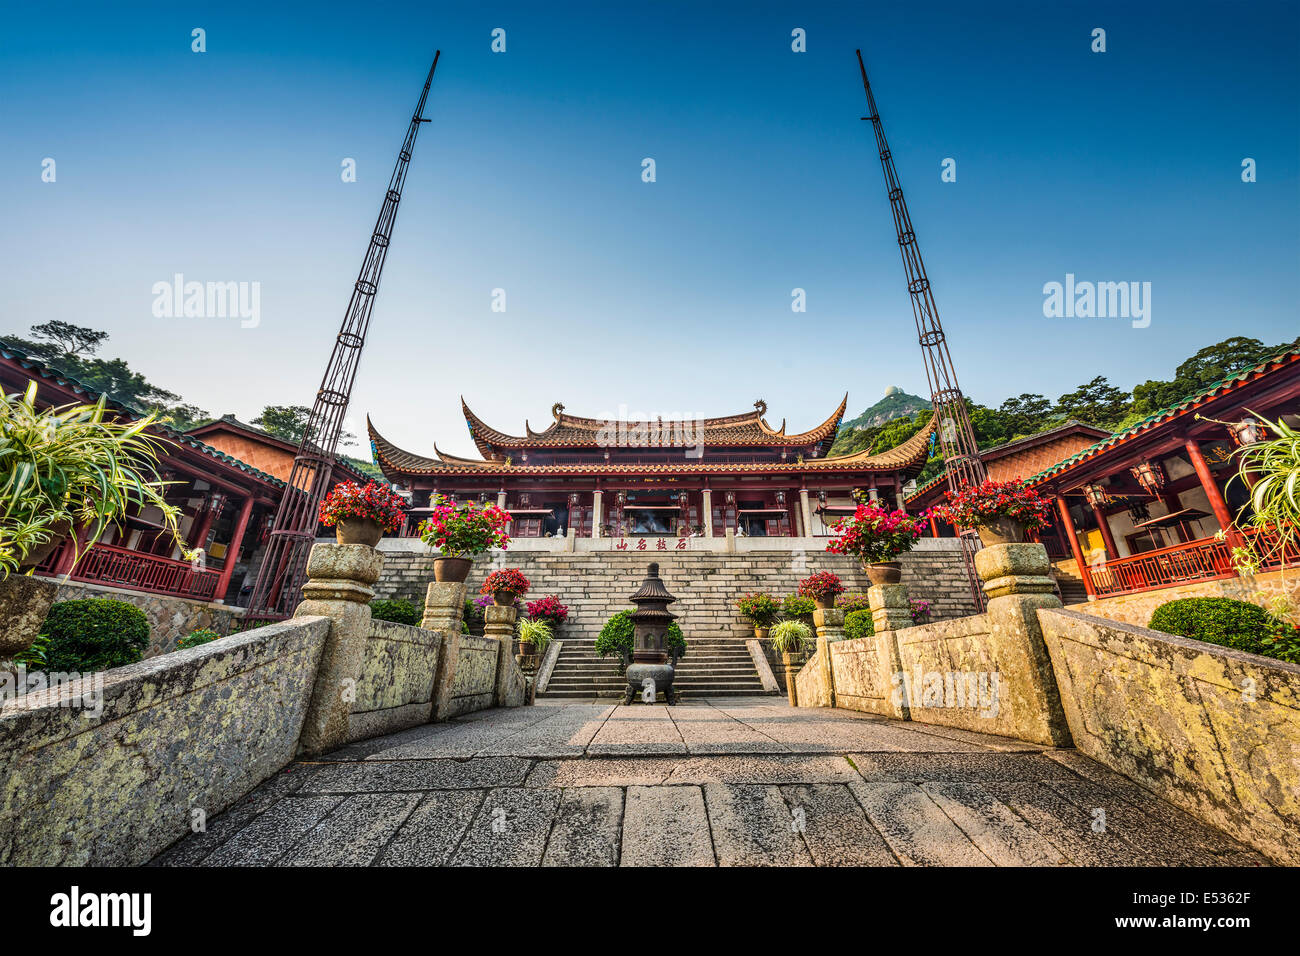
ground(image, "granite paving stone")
xmin=704 ymin=783 xmax=814 ymax=866
xmin=620 ymin=785 xmax=715 ymax=867
xmin=276 ymin=793 xmax=423 ymax=866
xmin=848 ymin=781 xmax=993 ymax=866
xmin=920 ymin=782 xmax=1068 ymax=866
xmin=542 ymin=787 xmax=624 ymax=867
xmin=778 ymin=783 xmax=900 ymax=866
xmin=199 ymin=795 xmax=343 ymax=866
xmin=447 ymin=787 xmax=563 ymax=866
xmin=375 ymin=790 xmax=486 ymax=866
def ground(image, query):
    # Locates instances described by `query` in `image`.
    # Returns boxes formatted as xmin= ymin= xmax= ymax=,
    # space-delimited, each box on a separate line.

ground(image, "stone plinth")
xmin=423 ymin=581 xmax=467 ymax=721
xmin=0 ymin=575 xmax=57 ymax=658
xmin=294 ymin=543 xmax=383 ymax=756
xmin=485 ymin=603 xmax=526 ymax=706
xmin=868 ymin=584 xmax=911 ymax=633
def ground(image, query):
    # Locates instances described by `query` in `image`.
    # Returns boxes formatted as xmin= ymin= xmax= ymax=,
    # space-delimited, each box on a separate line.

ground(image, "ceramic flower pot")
xmin=493 ymin=589 xmax=516 ymax=606
xmin=814 ymin=595 xmax=836 ymax=611
xmin=18 ymin=519 xmax=72 ymax=571
xmin=976 ymin=516 xmax=1026 ymax=547
xmin=335 ymin=518 xmax=383 ymax=547
xmin=863 ymin=561 xmax=903 ymax=586
xmin=432 ymin=556 xmax=472 ymax=582
xmin=754 ymin=626 xmax=770 ymax=641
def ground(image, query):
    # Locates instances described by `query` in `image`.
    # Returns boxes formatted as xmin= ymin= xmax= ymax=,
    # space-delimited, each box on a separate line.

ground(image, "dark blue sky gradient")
xmin=2 ymin=1 xmax=1296 ymax=455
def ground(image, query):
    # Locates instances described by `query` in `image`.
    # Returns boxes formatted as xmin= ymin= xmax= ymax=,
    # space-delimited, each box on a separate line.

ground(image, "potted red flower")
xmin=417 ymin=494 xmax=512 ymax=582
xmin=482 ymin=567 xmax=530 ymax=606
xmin=928 ymin=479 xmax=1052 ymax=547
xmin=797 ymin=571 xmax=846 ymax=611
xmin=318 ymin=481 xmax=406 ymax=547
xmin=826 ymin=502 xmax=925 ymax=585
xmin=735 ymin=592 xmax=781 ymax=640
xmin=526 ymin=595 xmax=569 ymax=630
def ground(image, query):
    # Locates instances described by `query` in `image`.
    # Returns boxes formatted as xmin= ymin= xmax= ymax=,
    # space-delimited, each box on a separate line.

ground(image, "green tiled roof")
xmin=1024 ymin=346 xmax=1300 ymax=486
xmin=0 ymin=340 xmax=285 ymax=490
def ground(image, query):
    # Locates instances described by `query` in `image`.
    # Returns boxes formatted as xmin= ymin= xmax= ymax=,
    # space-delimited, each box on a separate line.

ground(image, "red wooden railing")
xmin=1085 ymin=526 xmax=1298 ymax=597
xmin=36 ymin=542 xmax=222 ymax=601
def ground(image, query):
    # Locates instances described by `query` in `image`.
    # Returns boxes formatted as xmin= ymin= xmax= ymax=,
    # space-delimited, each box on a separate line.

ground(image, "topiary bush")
xmin=1148 ymin=598 xmax=1281 ymax=658
xmin=370 ymin=598 xmax=423 ymax=626
xmin=176 ymin=629 xmax=219 ymax=650
xmin=41 ymin=599 xmax=149 ymax=672
xmin=843 ymin=608 xmax=875 ymax=642
xmin=595 ymin=609 xmax=686 ymax=673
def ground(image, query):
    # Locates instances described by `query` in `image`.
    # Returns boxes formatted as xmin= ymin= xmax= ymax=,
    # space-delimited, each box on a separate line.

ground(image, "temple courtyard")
xmin=154 ymin=698 xmax=1266 ymax=867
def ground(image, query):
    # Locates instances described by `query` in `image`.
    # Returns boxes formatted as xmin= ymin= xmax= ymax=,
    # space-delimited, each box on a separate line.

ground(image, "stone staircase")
xmin=539 ymin=639 xmax=774 ymax=699
xmin=1050 ymin=558 xmax=1089 ymax=606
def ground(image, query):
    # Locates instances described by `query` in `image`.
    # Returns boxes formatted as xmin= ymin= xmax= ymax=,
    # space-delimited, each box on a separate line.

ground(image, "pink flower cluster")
xmin=826 ymin=502 xmax=924 ymax=563
xmin=318 ymin=481 xmax=407 ymax=534
xmin=526 ymin=594 xmax=569 ymax=625
xmin=929 ymin=479 xmax=1052 ymax=532
xmin=417 ymin=494 xmax=511 ymax=557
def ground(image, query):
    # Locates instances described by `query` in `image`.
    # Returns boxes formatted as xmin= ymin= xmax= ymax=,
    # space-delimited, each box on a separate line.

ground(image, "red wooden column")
xmin=215 ymin=495 xmax=255 ymax=604
xmin=1091 ymin=502 xmax=1121 ymax=559
xmin=1056 ymin=494 xmax=1095 ymax=599
xmin=1184 ymin=436 xmax=1241 ymax=545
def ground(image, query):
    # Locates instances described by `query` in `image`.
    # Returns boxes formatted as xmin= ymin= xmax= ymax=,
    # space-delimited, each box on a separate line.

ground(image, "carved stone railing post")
xmin=810 ymin=606 xmax=844 ymax=707
xmin=294 ymin=543 xmax=383 ymax=756
xmin=484 ymin=603 xmax=523 ymax=706
xmin=868 ymin=583 xmax=912 ymax=720
xmin=974 ymin=542 xmax=1072 ymax=746
xmin=423 ymin=581 xmax=466 ymax=721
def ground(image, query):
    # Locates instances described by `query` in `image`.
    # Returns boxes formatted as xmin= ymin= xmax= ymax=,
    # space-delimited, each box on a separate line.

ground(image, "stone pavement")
xmin=154 ymin=698 xmax=1267 ymax=867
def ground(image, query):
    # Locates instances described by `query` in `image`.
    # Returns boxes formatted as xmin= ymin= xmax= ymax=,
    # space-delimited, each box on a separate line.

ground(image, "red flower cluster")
xmin=797 ymin=571 xmax=846 ymax=600
xmin=826 ymin=503 xmax=924 ymax=563
xmin=928 ymin=479 xmax=1053 ymax=532
xmin=318 ymin=481 xmax=407 ymax=533
xmin=526 ymin=594 xmax=569 ymax=624
xmin=417 ymin=494 xmax=511 ymax=557
xmin=482 ymin=567 xmax=531 ymax=598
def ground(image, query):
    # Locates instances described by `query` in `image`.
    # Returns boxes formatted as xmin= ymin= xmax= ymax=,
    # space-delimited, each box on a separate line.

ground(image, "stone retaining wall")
xmin=348 ymin=618 xmax=444 ymax=743
xmin=372 ymin=539 xmax=977 ymax=641
xmin=1066 ymin=568 xmax=1300 ymax=628
xmin=36 ymin=577 xmax=245 ymax=657
xmin=1039 ymin=608 xmax=1300 ymax=865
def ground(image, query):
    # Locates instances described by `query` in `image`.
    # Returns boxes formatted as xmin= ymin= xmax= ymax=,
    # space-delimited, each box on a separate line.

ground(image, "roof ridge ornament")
xmin=552 ymin=402 xmax=565 ymax=421
xmin=754 ymin=399 xmax=767 ymax=416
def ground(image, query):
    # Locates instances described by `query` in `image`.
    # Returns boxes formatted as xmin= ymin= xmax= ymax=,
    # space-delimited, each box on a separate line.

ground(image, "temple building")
xmin=367 ymin=397 xmax=935 ymax=540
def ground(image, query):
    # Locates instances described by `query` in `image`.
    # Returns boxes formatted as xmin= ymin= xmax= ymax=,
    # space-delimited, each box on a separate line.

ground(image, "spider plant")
xmin=516 ymin=617 xmax=553 ymax=654
xmin=0 ymin=381 xmax=186 ymax=575
xmin=1228 ymin=410 xmax=1300 ymax=624
xmin=769 ymin=619 xmax=812 ymax=656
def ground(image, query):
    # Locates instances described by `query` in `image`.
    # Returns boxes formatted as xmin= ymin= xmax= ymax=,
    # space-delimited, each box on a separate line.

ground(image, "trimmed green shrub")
xmin=1148 ymin=598 xmax=1279 ymax=657
xmin=781 ymin=594 xmax=815 ymax=620
xmin=370 ymin=598 xmax=423 ymax=626
xmin=177 ymin=629 xmax=219 ymax=650
xmin=464 ymin=598 xmax=486 ymax=634
xmin=41 ymin=599 xmax=149 ymax=672
xmin=844 ymin=609 xmax=874 ymax=642
xmin=595 ymin=609 xmax=686 ymax=672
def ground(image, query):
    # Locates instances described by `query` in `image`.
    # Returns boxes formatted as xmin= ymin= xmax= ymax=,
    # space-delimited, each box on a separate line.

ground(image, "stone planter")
xmin=976 ymin=516 xmax=1026 ymax=547
xmin=17 ymin=519 xmax=72 ymax=571
xmin=0 ymin=575 xmax=58 ymax=658
xmin=335 ymin=518 xmax=383 ymax=547
xmin=432 ymin=556 xmax=472 ymax=582
xmin=863 ymin=561 xmax=903 ymax=586
xmin=782 ymin=650 xmax=802 ymax=706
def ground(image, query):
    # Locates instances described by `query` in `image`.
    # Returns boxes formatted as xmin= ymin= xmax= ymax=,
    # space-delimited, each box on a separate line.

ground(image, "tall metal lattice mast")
xmin=245 ymin=51 xmax=440 ymax=623
xmin=856 ymin=49 xmax=986 ymax=606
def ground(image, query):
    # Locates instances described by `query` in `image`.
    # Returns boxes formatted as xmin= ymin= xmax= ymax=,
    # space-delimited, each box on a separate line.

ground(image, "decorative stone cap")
xmin=867 ymin=583 xmax=909 ymax=611
xmin=813 ymin=607 xmax=845 ymax=628
xmin=975 ymin=542 xmax=1057 ymax=599
xmin=305 ymin=543 xmax=384 ymax=586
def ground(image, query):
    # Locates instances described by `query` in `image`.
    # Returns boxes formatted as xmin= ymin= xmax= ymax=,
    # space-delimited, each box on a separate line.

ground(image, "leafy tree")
xmin=252 ymin=404 xmax=358 ymax=447
xmin=30 ymin=321 xmax=108 ymax=358
xmin=1131 ymin=335 xmax=1296 ymax=418
xmin=996 ymin=393 xmax=1056 ymax=440
xmin=1055 ymin=376 xmax=1131 ymax=430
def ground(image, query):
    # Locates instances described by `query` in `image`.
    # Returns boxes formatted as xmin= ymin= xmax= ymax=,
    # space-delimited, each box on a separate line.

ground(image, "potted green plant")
xmin=769 ymin=619 xmax=812 ymax=706
xmin=516 ymin=616 xmax=552 ymax=656
xmin=318 ymin=480 xmax=407 ymax=547
xmin=735 ymin=592 xmax=780 ymax=639
xmin=928 ymin=479 xmax=1052 ymax=547
xmin=797 ymin=571 xmax=845 ymax=611
xmin=482 ymin=567 xmax=530 ymax=606
xmin=1 ymin=384 xmax=187 ymax=657
xmin=417 ymin=493 xmax=512 ymax=582
xmin=826 ymin=502 xmax=925 ymax=585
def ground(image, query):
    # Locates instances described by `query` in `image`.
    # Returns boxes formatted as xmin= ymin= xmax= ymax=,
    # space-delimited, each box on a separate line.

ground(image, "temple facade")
xmin=368 ymin=397 xmax=935 ymax=540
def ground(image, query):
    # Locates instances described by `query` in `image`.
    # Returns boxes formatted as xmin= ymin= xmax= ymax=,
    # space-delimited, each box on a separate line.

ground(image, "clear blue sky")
xmin=2 ymin=0 xmax=1296 ymax=457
